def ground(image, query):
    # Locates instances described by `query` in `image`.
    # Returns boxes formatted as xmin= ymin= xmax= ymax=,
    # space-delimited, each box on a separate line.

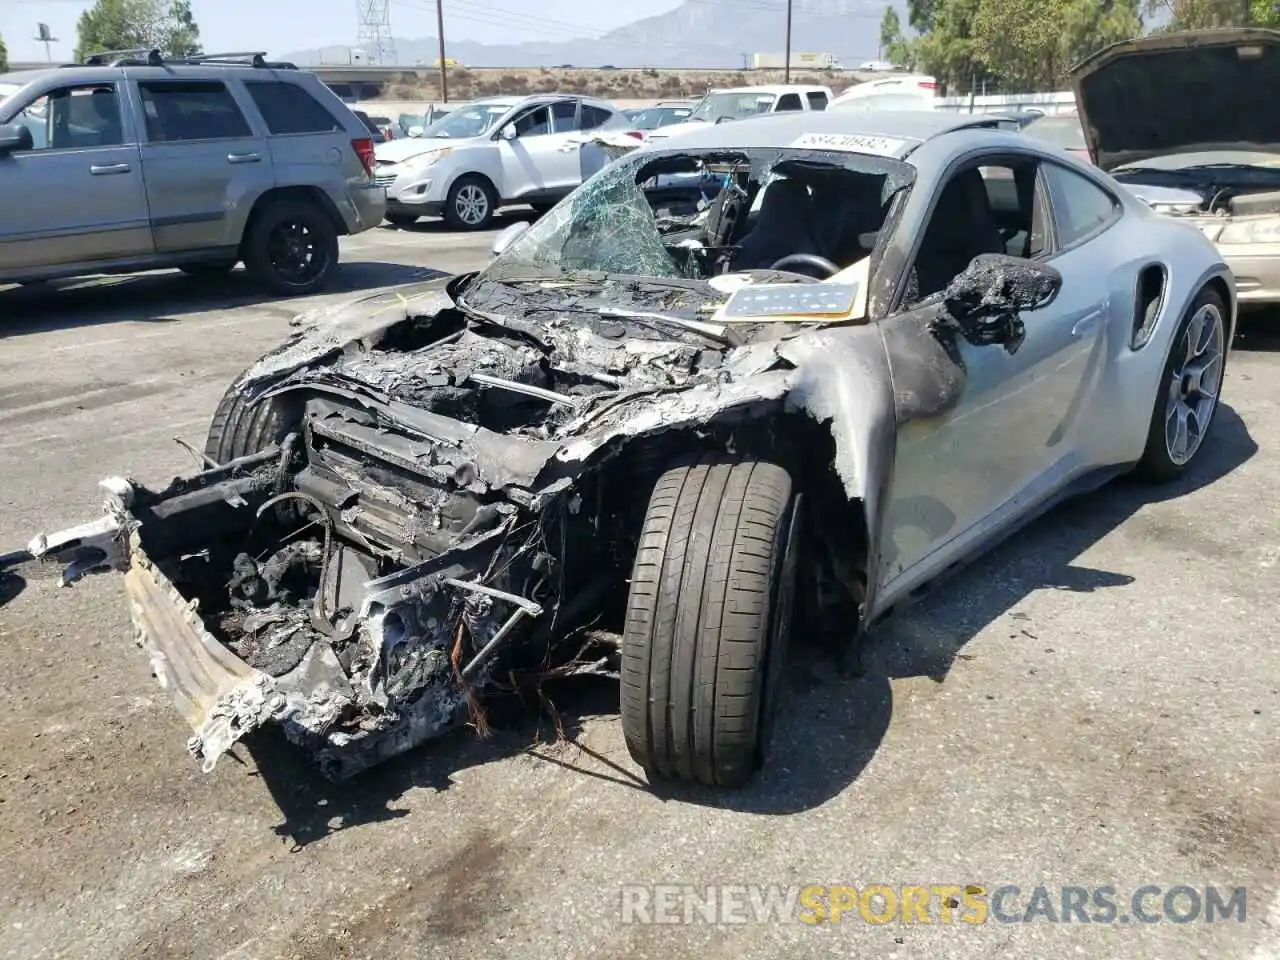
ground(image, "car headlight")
xmin=400 ymin=148 xmax=452 ymax=173
xmin=1218 ymin=217 xmax=1280 ymax=244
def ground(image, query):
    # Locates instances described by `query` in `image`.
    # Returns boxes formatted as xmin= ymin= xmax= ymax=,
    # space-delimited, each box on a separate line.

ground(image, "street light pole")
xmin=436 ymin=0 xmax=449 ymax=103
xmin=784 ymin=0 xmax=793 ymax=83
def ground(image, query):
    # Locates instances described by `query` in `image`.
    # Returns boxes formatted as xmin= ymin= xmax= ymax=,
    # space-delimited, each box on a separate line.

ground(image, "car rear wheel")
xmin=385 ymin=212 xmax=420 ymax=226
xmin=620 ymin=453 xmax=801 ymax=788
xmin=1135 ymin=286 xmax=1228 ymax=482
xmin=242 ymin=199 xmax=340 ymax=296
xmin=443 ymin=175 xmax=498 ymax=229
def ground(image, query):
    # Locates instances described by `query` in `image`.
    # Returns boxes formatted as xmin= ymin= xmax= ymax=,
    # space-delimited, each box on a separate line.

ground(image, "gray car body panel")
xmin=0 ymin=63 xmax=385 ymax=283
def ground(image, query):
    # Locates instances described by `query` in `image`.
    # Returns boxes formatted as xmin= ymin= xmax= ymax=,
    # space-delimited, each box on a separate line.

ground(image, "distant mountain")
xmin=283 ymin=0 xmax=905 ymax=69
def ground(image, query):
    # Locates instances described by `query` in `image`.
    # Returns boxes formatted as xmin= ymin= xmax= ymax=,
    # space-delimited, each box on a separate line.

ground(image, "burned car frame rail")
xmin=24 ymin=110 xmax=1237 ymax=790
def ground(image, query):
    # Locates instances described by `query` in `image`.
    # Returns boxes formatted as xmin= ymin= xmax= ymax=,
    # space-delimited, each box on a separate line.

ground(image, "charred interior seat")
xmin=910 ymin=169 xmax=1005 ymax=301
xmin=733 ymin=179 xmax=825 ymax=271
xmin=811 ymin=174 xmax=888 ymax=265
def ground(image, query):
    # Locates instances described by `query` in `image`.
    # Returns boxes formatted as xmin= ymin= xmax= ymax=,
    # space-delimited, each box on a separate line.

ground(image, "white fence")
xmin=935 ymin=90 xmax=1076 ymax=115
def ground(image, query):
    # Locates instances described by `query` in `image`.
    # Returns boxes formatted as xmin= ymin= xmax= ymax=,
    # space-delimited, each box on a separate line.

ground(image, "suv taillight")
xmin=352 ymin=137 xmax=375 ymax=177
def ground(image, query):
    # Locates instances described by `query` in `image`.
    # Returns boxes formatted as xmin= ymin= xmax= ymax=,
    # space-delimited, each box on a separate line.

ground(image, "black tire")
xmin=179 ymin=261 xmax=236 ymax=279
xmin=1134 ymin=286 xmax=1229 ymax=483
xmin=385 ymin=212 xmax=420 ymax=227
xmin=620 ymin=453 xmax=801 ymax=788
xmin=443 ymin=175 xmax=498 ymax=229
xmin=204 ymin=378 xmax=300 ymax=465
xmin=242 ymin=199 xmax=340 ymax=296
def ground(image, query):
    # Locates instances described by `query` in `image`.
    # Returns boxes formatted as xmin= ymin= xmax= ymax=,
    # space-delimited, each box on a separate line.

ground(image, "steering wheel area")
xmin=767 ymin=253 xmax=840 ymax=279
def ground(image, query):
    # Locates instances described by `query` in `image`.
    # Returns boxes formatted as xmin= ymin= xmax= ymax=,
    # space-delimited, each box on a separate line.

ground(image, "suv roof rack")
xmin=79 ymin=48 xmax=165 ymax=67
xmin=178 ymin=51 xmax=299 ymax=69
xmin=69 ymin=49 xmax=297 ymax=70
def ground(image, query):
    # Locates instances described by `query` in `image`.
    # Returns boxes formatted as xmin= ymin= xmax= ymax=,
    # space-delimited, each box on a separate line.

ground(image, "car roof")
xmin=0 ymin=69 xmax=63 ymax=85
xmin=646 ymin=109 xmax=1013 ymax=158
xmin=1 ymin=63 xmax=311 ymax=87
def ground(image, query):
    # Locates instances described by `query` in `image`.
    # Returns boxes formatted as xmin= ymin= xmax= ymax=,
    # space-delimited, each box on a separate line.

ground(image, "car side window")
xmin=12 ymin=84 xmax=124 ymax=151
xmin=1043 ymin=163 xmax=1119 ymax=247
xmin=243 ymin=81 xmax=341 ymax=134
xmin=806 ymin=91 xmax=829 ymax=110
xmin=550 ymin=100 xmax=578 ymax=133
xmin=138 ymin=81 xmax=253 ymax=142
xmin=512 ymin=105 xmax=551 ymax=137
xmin=976 ymin=163 xmax=1050 ymax=259
xmin=776 ymin=93 xmax=803 ymax=111
xmin=905 ymin=157 xmax=1051 ymax=304
xmin=579 ymin=104 xmax=612 ymax=131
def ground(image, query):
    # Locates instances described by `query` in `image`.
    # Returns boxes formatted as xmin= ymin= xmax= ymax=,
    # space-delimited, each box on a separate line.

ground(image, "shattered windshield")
xmin=421 ymin=101 xmax=510 ymax=138
xmin=479 ymin=144 xmax=915 ymax=288
xmin=689 ymin=92 xmax=776 ymax=123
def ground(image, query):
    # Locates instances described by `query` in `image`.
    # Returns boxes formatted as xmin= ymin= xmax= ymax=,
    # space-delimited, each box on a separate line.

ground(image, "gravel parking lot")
xmin=1 ymin=222 xmax=1278 ymax=960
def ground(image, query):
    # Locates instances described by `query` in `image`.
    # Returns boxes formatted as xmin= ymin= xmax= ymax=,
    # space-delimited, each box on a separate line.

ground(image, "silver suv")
xmin=0 ymin=51 xmax=386 ymax=295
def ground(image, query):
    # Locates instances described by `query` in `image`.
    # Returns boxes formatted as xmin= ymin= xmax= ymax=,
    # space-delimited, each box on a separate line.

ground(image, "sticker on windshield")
xmin=789 ymin=132 xmax=913 ymax=156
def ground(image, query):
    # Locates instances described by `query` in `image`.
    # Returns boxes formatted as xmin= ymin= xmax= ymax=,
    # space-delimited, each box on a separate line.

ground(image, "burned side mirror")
xmin=937 ymin=254 xmax=1062 ymax=354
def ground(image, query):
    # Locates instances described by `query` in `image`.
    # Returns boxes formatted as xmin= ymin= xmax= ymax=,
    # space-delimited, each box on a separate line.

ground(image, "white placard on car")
xmin=721 ymin=282 xmax=860 ymax=321
xmin=789 ymin=132 xmax=913 ymax=156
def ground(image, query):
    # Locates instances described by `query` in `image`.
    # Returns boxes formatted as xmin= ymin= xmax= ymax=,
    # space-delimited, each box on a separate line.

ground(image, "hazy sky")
xmin=1 ymin=0 xmax=687 ymax=62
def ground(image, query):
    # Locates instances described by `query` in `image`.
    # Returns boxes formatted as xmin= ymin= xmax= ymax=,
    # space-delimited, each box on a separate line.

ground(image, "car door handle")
xmin=1072 ymin=314 xmax=1101 ymax=337
xmin=89 ymin=163 xmax=131 ymax=175
xmin=226 ymin=152 xmax=261 ymax=164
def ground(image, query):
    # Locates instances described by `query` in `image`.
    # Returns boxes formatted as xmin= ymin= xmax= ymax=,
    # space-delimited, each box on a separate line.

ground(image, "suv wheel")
xmin=444 ymin=175 xmax=498 ymax=229
xmin=242 ymin=199 xmax=339 ymax=296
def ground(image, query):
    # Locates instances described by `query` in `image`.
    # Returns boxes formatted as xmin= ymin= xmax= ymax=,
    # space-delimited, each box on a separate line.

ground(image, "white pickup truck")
xmin=644 ymin=84 xmax=833 ymax=143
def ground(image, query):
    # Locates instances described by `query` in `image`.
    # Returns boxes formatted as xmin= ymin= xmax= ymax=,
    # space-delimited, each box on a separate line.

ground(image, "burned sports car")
xmin=25 ymin=111 xmax=1236 ymax=788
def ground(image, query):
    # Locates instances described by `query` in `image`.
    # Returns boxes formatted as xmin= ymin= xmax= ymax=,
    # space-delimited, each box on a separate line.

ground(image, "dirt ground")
xmin=1 ymin=222 xmax=1279 ymax=959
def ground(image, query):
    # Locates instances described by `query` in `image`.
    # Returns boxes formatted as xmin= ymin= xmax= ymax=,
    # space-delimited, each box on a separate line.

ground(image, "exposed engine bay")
xmin=1113 ymin=155 xmax=1280 ymax=218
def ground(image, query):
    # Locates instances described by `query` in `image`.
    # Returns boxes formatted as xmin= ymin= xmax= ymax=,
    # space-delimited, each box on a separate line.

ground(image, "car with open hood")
xmin=19 ymin=110 xmax=1235 ymax=789
xmin=1071 ymin=27 xmax=1280 ymax=305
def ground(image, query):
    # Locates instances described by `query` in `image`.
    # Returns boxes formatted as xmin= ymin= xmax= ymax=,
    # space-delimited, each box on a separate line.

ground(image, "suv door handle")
xmin=227 ymin=152 xmax=261 ymax=164
xmin=90 ymin=162 xmax=131 ymax=175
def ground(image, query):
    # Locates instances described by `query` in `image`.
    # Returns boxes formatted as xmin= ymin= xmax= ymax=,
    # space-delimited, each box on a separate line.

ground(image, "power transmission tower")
xmin=355 ymin=0 xmax=397 ymax=65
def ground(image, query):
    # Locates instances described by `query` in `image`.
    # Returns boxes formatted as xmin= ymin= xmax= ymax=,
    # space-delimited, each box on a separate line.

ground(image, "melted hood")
xmin=1070 ymin=28 xmax=1280 ymax=172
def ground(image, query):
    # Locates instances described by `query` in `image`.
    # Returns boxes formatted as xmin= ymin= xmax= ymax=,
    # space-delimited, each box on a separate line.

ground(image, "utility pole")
xmin=784 ymin=0 xmax=793 ymax=83
xmin=436 ymin=0 xmax=449 ymax=103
